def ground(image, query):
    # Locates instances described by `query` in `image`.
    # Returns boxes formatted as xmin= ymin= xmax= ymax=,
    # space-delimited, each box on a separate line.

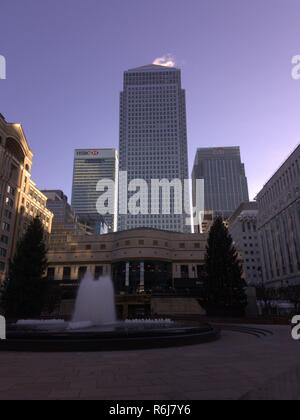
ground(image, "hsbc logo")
xmin=76 ymin=150 xmax=100 ymax=157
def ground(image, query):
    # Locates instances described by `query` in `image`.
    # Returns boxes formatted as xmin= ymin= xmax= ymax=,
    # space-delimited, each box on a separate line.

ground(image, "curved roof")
xmin=0 ymin=117 xmax=33 ymax=162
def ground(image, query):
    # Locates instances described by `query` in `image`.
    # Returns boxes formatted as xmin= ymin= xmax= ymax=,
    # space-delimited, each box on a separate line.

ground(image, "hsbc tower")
xmin=71 ymin=149 xmax=119 ymax=233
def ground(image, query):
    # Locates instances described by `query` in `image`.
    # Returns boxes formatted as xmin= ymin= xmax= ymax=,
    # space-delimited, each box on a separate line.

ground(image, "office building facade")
xmin=228 ymin=202 xmax=262 ymax=286
xmin=192 ymin=147 xmax=249 ymax=222
xmin=118 ymin=64 xmax=190 ymax=233
xmin=71 ymin=149 xmax=118 ymax=233
xmin=256 ymin=145 xmax=300 ymax=288
xmin=43 ymin=189 xmax=93 ymax=235
xmin=42 ymin=190 xmax=76 ymax=226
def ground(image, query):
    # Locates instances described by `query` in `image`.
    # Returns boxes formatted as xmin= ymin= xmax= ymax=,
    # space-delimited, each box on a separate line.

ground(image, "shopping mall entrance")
xmin=112 ymin=261 xmax=172 ymax=294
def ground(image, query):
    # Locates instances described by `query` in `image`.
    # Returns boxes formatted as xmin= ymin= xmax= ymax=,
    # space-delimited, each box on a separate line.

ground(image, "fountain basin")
xmin=0 ymin=274 xmax=220 ymax=352
xmin=0 ymin=321 xmax=220 ymax=352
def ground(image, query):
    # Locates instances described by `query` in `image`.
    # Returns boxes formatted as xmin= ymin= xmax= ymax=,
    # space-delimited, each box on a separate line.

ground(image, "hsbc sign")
xmin=76 ymin=150 xmax=100 ymax=157
xmin=75 ymin=149 xmax=117 ymax=160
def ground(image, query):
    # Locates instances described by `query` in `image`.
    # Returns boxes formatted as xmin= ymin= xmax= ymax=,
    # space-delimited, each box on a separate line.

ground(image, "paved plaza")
xmin=0 ymin=325 xmax=299 ymax=400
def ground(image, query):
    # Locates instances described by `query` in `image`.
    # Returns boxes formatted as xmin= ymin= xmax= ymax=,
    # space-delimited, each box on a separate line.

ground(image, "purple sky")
xmin=0 ymin=0 xmax=299 ymax=200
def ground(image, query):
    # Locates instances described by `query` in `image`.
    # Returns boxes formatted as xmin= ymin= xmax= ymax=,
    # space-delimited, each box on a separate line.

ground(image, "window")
xmin=0 ymin=262 xmax=5 ymax=272
xmin=63 ymin=267 xmax=71 ymax=281
xmin=78 ymin=266 xmax=87 ymax=280
xmin=0 ymin=248 xmax=7 ymax=257
xmin=47 ymin=267 xmax=55 ymax=280
xmin=10 ymin=164 xmax=18 ymax=181
xmin=95 ymin=266 xmax=104 ymax=279
xmin=180 ymin=265 xmax=189 ymax=278
xmin=4 ymin=210 xmax=12 ymax=219
xmin=2 ymin=222 xmax=10 ymax=232
xmin=5 ymin=197 xmax=14 ymax=208
xmin=0 ymin=235 xmax=8 ymax=245
xmin=197 ymin=265 xmax=205 ymax=279
xmin=8 ymin=186 xmax=15 ymax=196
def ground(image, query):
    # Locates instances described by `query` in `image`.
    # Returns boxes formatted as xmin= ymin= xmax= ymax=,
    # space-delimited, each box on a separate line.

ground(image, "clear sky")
xmin=0 ymin=0 xmax=299 ymax=200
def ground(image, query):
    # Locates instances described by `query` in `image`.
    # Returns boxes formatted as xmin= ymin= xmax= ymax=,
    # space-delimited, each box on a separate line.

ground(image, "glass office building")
xmin=71 ymin=149 xmax=118 ymax=233
xmin=192 ymin=147 xmax=249 ymax=220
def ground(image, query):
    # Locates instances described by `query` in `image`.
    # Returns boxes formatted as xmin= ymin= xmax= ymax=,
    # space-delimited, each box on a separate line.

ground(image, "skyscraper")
xmin=192 ymin=147 xmax=249 ymax=222
xmin=118 ymin=64 xmax=190 ymax=233
xmin=71 ymin=149 xmax=118 ymax=233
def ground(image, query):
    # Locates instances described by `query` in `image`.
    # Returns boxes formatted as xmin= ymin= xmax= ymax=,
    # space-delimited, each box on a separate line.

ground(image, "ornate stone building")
xmin=0 ymin=114 xmax=53 ymax=283
xmin=256 ymin=144 xmax=300 ymax=288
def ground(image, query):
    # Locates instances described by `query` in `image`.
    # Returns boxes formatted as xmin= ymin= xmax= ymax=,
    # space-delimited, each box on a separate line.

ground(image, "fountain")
xmin=71 ymin=272 xmax=116 ymax=327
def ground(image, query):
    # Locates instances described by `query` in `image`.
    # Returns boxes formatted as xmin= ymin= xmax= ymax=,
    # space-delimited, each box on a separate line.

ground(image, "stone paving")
xmin=0 ymin=325 xmax=299 ymax=400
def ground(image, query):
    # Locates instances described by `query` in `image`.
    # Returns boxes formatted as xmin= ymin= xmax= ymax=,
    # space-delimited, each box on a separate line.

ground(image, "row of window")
xmin=28 ymin=188 xmax=46 ymax=207
xmin=68 ymin=240 xmax=202 ymax=251
xmin=244 ymin=243 xmax=259 ymax=248
xmin=22 ymin=204 xmax=50 ymax=223
xmin=47 ymin=266 xmax=104 ymax=281
xmin=259 ymin=152 xmax=300 ymax=210
xmin=125 ymin=225 xmax=183 ymax=231
xmin=127 ymin=136 xmax=179 ymax=141
xmin=242 ymin=221 xmax=257 ymax=233
xmin=126 ymin=82 xmax=178 ymax=89
xmin=244 ymin=250 xmax=260 ymax=256
xmin=48 ymin=264 xmax=205 ymax=282
xmin=125 ymin=75 xmax=179 ymax=83
xmin=127 ymin=117 xmax=178 ymax=123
